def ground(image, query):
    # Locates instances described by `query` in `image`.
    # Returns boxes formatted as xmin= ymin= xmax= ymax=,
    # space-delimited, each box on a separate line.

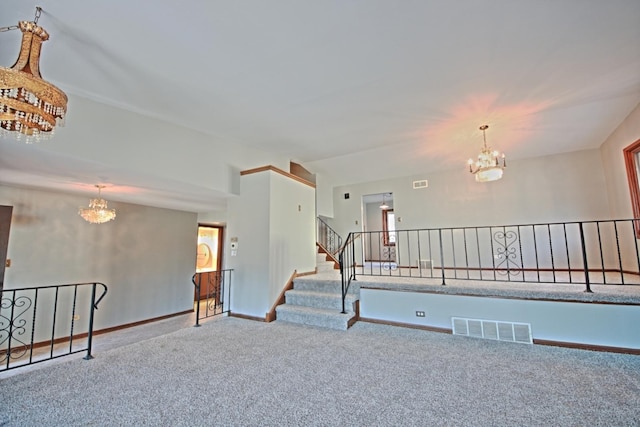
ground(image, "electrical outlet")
xmin=73 ymin=314 xmax=80 ymax=321
xmin=415 ymin=311 xmax=425 ymax=317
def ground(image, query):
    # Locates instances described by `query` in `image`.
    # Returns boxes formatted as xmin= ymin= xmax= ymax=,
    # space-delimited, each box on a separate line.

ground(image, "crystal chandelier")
xmin=79 ymin=186 xmax=116 ymax=224
xmin=467 ymin=125 xmax=506 ymax=182
xmin=0 ymin=7 xmax=68 ymax=143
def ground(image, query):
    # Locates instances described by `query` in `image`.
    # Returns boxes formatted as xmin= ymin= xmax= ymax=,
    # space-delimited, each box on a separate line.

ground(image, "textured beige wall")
xmin=0 ymin=185 xmax=198 ymax=330
xmin=600 ymin=102 xmax=640 ymax=218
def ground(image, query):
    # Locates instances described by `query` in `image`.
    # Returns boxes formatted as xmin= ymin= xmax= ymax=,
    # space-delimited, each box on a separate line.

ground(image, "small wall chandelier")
xmin=79 ymin=185 xmax=116 ymax=224
xmin=0 ymin=7 xmax=68 ymax=143
xmin=467 ymin=125 xmax=506 ymax=182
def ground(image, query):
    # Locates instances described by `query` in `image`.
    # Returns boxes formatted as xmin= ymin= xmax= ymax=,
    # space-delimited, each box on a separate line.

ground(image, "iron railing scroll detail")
xmin=317 ymin=217 xmax=343 ymax=256
xmin=0 ymin=282 xmax=107 ymax=371
xmin=337 ymin=219 xmax=640 ymax=311
xmin=192 ymin=269 xmax=233 ymax=326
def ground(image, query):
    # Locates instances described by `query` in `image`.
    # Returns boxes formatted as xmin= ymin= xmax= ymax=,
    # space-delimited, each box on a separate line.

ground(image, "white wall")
xmin=268 ymin=172 xmax=316 ymax=303
xmin=315 ymin=173 xmax=334 ymax=218
xmin=226 ymin=173 xmax=271 ymax=317
xmin=600 ymin=102 xmax=640 ymax=218
xmin=197 ymin=210 xmax=228 ymax=225
xmin=330 ymin=148 xmax=611 ymax=240
xmin=226 ymin=169 xmax=316 ymax=318
xmin=360 ymin=289 xmax=640 ymax=350
xmin=0 ymin=185 xmax=198 ymax=333
xmin=39 ymin=95 xmax=290 ymax=197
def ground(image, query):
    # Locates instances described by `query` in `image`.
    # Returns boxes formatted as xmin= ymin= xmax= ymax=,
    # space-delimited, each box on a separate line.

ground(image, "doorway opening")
xmin=361 ymin=192 xmax=396 ymax=266
xmin=195 ymin=225 xmax=224 ymax=303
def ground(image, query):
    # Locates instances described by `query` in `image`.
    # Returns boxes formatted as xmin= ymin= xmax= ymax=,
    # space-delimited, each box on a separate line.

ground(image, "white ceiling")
xmin=1 ymin=1 xmax=639 ymax=212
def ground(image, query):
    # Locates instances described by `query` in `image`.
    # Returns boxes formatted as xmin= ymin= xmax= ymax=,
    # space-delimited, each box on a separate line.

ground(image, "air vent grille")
xmin=452 ymin=317 xmax=532 ymax=344
xmin=412 ymin=180 xmax=428 ymax=189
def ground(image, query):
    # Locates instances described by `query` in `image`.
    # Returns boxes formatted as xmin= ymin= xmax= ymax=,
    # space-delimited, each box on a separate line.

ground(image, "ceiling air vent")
xmin=412 ymin=180 xmax=428 ymax=189
xmin=452 ymin=317 xmax=532 ymax=344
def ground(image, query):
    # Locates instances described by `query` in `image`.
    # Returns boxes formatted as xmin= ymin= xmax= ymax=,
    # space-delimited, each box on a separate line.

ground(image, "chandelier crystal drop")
xmin=467 ymin=125 xmax=506 ymax=183
xmin=79 ymin=185 xmax=116 ymax=224
xmin=0 ymin=8 xmax=68 ymax=143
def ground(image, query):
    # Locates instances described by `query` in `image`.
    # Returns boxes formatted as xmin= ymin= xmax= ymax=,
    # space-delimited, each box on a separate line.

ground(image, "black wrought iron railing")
xmin=192 ymin=269 xmax=233 ymax=326
xmin=338 ymin=219 xmax=640 ymax=311
xmin=339 ymin=232 xmax=360 ymax=314
xmin=1 ymin=282 xmax=108 ymax=372
xmin=317 ymin=217 xmax=342 ymax=256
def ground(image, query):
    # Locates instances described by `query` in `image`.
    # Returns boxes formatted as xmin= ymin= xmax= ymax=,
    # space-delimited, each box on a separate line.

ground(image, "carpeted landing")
xmin=1 ymin=317 xmax=639 ymax=426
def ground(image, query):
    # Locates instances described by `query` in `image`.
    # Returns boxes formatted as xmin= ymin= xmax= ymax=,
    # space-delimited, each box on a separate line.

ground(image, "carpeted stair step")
xmin=317 ymin=261 xmax=337 ymax=273
xmin=275 ymin=304 xmax=355 ymax=330
xmin=292 ymin=278 xmax=359 ymax=295
xmin=285 ymin=289 xmax=357 ymax=311
xmin=316 ymin=253 xmax=338 ymax=272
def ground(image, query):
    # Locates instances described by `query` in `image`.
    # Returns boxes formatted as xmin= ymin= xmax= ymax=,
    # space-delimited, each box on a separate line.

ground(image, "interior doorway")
xmin=361 ymin=192 xmax=395 ymax=263
xmin=194 ymin=225 xmax=224 ymax=301
xmin=0 ymin=205 xmax=12 ymax=292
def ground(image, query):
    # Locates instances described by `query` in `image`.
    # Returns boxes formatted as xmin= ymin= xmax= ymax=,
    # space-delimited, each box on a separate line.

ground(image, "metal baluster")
xmin=6 ymin=290 xmax=16 ymax=370
xmin=69 ymin=284 xmax=78 ymax=353
xmin=579 ymin=223 xmax=592 ymax=293
xmin=450 ymin=229 xmax=457 ymax=279
xmin=596 ymin=221 xmax=605 ymax=284
xmin=533 ymin=225 xmax=540 ymax=282
xmin=548 ymin=224 xmax=556 ymax=283
xmin=428 ymin=229 xmax=434 ymax=279
xmin=489 ymin=227 xmax=496 ymax=281
xmin=50 ymin=287 xmax=59 ymax=358
xmin=351 ymin=234 xmax=357 ymax=282
xmin=439 ymin=228 xmax=446 ymax=286
xmin=563 ymin=223 xmax=572 ymax=283
xmin=633 ymin=220 xmax=640 ymax=280
xmin=228 ymin=270 xmax=233 ymax=314
xmin=503 ymin=226 xmax=510 ymax=280
xmin=614 ymin=221 xmax=624 ymax=285
xmin=518 ymin=226 xmax=524 ymax=282
xmin=29 ymin=288 xmax=39 ymax=364
xmin=463 ymin=228 xmax=470 ymax=279
xmin=475 ymin=227 xmax=482 ymax=280
xmin=397 ymin=231 xmax=403 ymax=276
xmin=416 ymin=230 xmax=422 ymax=278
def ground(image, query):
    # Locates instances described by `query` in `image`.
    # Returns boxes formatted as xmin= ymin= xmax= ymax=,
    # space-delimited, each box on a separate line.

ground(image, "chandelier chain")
xmin=0 ymin=7 xmax=42 ymax=32
xmin=0 ymin=25 xmax=19 ymax=32
xmin=34 ymin=7 xmax=42 ymax=24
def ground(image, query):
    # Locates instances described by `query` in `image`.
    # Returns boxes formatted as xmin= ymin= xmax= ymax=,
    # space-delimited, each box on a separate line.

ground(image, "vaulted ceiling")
xmin=1 ymin=1 xmax=639 ymax=212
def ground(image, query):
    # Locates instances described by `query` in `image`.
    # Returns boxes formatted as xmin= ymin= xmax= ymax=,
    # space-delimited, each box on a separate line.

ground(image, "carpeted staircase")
xmin=276 ymin=253 xmax=359 ymax=330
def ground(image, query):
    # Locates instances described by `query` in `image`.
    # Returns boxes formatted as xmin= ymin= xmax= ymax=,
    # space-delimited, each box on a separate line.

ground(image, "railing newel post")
xmin=83 ymin=283 xmax=97 ymax=360
xmin=194 ymin=273 xmax=201 ymax=327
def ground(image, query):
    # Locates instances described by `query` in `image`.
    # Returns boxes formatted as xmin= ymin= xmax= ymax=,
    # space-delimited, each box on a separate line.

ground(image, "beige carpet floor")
xmin=1 ymin=316 xmax=639 ymax=426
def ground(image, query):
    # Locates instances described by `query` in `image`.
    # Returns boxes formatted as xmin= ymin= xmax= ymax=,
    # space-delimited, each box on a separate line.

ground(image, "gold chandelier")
xmin=79 ymin=185 xmax=116 ymax=224
xmin=0 ymin=7 xmax=67 ymax=143
xmin=467 ymin=125 xmax=506 ymax=182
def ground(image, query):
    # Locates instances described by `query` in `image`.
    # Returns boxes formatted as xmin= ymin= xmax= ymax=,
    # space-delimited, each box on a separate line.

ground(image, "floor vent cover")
xmin=452 ymin=317 xmax=532 ymax=344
